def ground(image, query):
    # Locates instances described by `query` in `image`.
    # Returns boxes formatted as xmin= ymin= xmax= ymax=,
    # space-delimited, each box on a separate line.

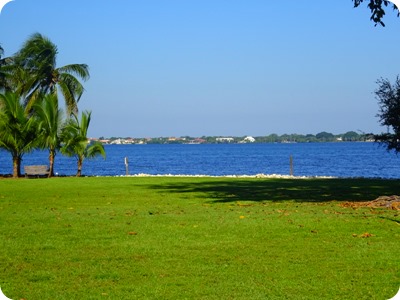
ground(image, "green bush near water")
xmin=0 ymin=177 xmax=399 ymax=299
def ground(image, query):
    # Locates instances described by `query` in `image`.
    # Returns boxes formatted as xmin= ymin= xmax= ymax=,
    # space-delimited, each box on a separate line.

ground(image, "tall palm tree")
xmin=34 ymin=94 xmax=64 ymax=177
xmin=61 ymin=111 xmax=105 ymax=177
xmin=12 ymin=33 xmax=90 ymax=114
xmin=0 ymin=92 xmax=38 ymax=177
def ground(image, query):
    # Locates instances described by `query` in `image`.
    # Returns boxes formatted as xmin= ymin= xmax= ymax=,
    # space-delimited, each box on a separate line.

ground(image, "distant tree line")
xmin=253 ymin=131 xmax=372 ymax=143
xmin=102 ymin=131 xmax=373 ymax=145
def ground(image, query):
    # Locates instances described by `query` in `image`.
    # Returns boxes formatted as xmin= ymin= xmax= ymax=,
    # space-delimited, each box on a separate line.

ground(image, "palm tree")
xmin=61 ymin=111 xmax=105 ymax=177
xmin=12 ymin=33 xmax=90 ymax=114
xmin=34 ymin=94 xmax=64 ymax=177
xmin=0 ymin=92 xmax=38 ymax=177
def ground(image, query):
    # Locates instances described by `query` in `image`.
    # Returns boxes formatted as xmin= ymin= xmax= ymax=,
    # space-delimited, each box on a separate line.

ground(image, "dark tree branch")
xmin=353 ymin=0 xmax=399 ymax=26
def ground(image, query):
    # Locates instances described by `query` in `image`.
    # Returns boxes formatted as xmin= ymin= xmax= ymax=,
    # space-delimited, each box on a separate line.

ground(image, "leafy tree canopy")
xmin=353 ymin=0 xmax=400 ymax=26
xmin=374 ymin=76 xmax=400 ymax=153
xmin=316 ymin=132 xmax=335 ymax=140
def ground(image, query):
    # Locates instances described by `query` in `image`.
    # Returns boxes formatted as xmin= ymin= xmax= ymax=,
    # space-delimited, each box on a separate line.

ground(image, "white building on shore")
xmin=242 ymin=136 xmax=255 ymax=143
xmin=216 ymin=137 xmax=234 ymax=143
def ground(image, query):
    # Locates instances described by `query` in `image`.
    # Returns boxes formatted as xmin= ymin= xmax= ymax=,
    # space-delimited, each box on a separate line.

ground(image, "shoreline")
xmin=118 ymin=173 xmax=336 ymax=179
xmin=106 ymin=173 xmax=399 ymax=180
xmin=1 ymin=173 xmax=399 ymax=180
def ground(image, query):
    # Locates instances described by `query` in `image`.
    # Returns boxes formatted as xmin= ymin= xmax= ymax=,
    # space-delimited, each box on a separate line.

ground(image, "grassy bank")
xmin=0 ymin=177 xmax=399 ymax=299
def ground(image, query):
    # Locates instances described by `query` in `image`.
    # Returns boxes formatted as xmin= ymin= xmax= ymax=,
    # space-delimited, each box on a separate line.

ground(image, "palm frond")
xmin=58 ymin=64 xmax=90 ymax=81
xmin=85 ymin=141 xmax=106 ymax=159
xmin=34 ymin=94 xmax=64 ymax=150
xmin=58 ymin=72 xmax=86 ymax=114
xmin=14 ymin=33 xmax=57 ymax=70
xmin=0 ymin=92 xmax=38 ymax=154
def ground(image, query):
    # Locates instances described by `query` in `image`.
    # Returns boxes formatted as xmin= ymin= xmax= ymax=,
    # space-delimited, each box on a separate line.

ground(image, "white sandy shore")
xmin=111 ymin=173 xmax=337 ymax=179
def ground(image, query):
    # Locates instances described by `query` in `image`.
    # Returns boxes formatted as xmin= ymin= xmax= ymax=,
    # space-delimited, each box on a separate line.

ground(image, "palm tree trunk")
xmin=12 ymin=155 xmax=21 ymax=178
xmin=48 ymin=149 xmax=55 ymax=177
xmin=76 ymin=157 xmax=83 ymax=177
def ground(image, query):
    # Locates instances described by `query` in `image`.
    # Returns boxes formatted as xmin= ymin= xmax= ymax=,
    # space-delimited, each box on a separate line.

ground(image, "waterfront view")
xmin=1 ymin=142 xmax=399 ymax=179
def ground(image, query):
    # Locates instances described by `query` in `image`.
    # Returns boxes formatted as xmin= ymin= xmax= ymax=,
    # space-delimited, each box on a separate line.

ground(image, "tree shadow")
xmin=145 ymin=178 xmax=400 ymax=203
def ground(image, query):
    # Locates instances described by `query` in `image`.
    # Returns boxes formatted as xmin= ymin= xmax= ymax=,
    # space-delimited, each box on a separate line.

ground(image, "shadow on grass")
xmin=146 ymin=178 xmax=400 ymax=203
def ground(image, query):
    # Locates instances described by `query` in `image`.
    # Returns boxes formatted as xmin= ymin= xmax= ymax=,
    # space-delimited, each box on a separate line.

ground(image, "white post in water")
xmin=124 ymin=157 xmax=129 ymax=175
xmin=290 ymin=155 xmax=293 ymax=176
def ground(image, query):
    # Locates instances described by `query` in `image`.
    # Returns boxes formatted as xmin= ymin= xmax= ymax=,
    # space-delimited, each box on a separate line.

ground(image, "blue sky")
xmin=0 ymin=1 xmax=399 ymax=137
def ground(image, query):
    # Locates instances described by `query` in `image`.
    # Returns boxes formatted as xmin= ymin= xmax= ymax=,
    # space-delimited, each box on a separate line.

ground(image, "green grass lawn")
xmin=0 ymin=177 xmax=399 ymax=299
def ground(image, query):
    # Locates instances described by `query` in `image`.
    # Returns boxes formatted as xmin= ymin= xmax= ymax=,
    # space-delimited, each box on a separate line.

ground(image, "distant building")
xmin=193 ymin=138 xmax=206 ymax=144
xmin=216 ymin=137 xmax=234 ymax=143
xmin=168 ymin=137 xmax=185 ymax=142
xmin=243 ymin=136 xmax=255 ymax=143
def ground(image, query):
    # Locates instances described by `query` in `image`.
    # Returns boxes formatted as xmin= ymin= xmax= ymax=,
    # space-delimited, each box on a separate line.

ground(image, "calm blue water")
xmin=0 ymin=142 xmax=399 ymax=178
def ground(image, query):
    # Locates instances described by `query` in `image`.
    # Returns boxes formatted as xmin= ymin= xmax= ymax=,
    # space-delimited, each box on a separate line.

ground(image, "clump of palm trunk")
xmin=0 ymin=33 xmax=104 ymax=177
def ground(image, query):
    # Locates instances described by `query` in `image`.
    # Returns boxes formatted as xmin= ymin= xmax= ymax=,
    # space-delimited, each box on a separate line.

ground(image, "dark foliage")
xmin=374 ymin=76 xmax=400 ymax=153
xmin=353 ymin=0 xmax=399 ymax=26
